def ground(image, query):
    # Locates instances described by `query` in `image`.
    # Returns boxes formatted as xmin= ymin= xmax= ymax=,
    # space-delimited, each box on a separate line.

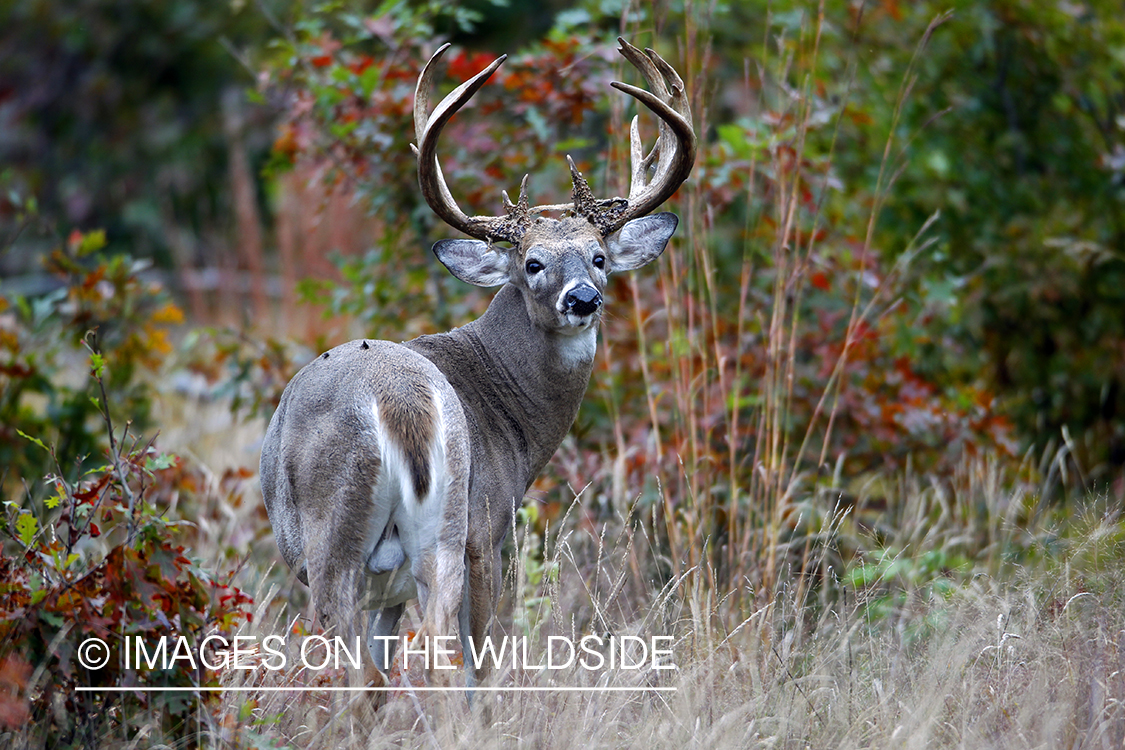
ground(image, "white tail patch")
xmin=363 ymin=389 xmax=449 ymax=605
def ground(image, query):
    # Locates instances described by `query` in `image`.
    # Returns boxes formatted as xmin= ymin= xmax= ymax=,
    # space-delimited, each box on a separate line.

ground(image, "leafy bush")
xmin=822 ymin=0 xmax=1125 ymax=471
xmin=0 ymin=232 xmax=252 ymax=748
xmin=1 ymin=230 xmax=182 ymax=486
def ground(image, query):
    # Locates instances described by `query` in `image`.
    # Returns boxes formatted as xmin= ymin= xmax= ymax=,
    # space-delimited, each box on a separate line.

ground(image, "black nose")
xmin=565 ymin=285 xmax=602 ymax=316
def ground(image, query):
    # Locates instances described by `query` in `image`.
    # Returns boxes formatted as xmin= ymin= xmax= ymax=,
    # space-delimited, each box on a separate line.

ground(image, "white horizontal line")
xmin=75 ymin=686 xmax=676 ymax=693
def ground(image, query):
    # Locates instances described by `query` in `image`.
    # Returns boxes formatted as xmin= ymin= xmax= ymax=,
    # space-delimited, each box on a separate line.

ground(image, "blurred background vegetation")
xmin=3 ymin=0 xmax=1125 ymax=746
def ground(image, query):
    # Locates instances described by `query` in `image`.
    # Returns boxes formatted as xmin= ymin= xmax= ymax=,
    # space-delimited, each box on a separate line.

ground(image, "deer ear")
xmin=605 ymin=212 xmax=678 ymax=272
xmin=433 ymin=239 xmax=510 ymax=287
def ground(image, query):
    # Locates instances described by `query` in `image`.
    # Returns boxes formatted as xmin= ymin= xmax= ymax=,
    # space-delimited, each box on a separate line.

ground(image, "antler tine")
xmin=616 ymin=39 xmax=673 ymax=102
xmin=502 ymin=174 xmax=530 ymax=211
xmin=413 ymin=45 xmax=511 ymax=241
xmin=412 ymin=43 xmax=449 ymax=147
xmin=607 ymin=81 xmax=696 ymax=218
xmin=615 ymin=40 xmax=670 ymax=195
xmin=616 ymin=42 xmax=684 ymax=179
xmin=648 ymin=47 xmax=688 ymax=186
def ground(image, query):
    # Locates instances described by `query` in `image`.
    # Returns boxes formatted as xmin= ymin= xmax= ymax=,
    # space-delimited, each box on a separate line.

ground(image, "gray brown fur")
xmin=260 ymin=339 xmax=469 ymax=678
xmin=374 ymin=364 xmax=436 ymax=501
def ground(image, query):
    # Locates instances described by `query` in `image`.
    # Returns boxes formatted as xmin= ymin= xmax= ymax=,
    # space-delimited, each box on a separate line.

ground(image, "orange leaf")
xmin=151 ymin=302 xmax=184 ymax=325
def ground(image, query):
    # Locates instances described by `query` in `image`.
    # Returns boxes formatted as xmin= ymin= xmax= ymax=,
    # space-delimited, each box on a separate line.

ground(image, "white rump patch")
xmin=361 ymin=388 xmax=449 ymax=608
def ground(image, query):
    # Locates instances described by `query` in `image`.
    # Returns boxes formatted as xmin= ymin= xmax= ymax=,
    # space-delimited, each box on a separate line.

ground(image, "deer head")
xmin=411 ymin=38 xmax=696 ymax=341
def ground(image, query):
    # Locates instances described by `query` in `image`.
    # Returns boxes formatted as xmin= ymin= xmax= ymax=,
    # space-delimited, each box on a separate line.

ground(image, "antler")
xmin=413 ymin=38 xmax=695 ymax=242
xmin=573 ymin=38 xmax=696 ymax=235
xmin=412 ymin=44 xmax=530 ymax=243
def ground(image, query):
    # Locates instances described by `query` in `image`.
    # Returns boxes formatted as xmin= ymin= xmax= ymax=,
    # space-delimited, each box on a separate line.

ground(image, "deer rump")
xmin=260 ymin=339 xmax=470 ymax=674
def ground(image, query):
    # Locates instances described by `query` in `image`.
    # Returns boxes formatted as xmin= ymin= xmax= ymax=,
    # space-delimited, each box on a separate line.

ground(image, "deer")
xmin=259 ymin=37 xmax=695 ymax=688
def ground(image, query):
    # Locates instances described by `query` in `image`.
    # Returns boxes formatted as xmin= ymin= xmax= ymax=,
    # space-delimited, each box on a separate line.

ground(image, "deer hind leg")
xmin=411 ymin=497 xmax=467 ymax=674
xmin=303 ymin=501 xmax=370 ymax=687
xmin=298 ymin=432 xmax=384 ymax=687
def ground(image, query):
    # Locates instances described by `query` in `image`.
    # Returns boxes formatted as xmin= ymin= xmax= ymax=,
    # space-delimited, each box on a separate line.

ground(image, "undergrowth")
xmin=202 ymin=469 xmax=1125 ymax=749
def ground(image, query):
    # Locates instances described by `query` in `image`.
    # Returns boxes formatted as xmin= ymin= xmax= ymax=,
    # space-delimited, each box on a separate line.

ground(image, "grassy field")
xmin=218 ymin=470 xmax=1125 ymax=748
xmin=140 ymin=398 xmax=1125 ymax=747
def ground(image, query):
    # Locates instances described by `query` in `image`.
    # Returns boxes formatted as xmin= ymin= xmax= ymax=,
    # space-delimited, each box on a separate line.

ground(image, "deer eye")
xmin=593 ymin=254 xmax=606 ymax=270
xmin=526 ymin=259 xmax=544 ymax=274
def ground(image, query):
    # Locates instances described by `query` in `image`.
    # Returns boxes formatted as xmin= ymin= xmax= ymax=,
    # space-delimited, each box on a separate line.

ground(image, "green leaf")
xmin=145 ymin=453 xmax=176 ymax=472
xmin=44 ymin=487 xmax=65 ymax=509
xmin=77 ymin=229 xmax=107 ymax=256
xmin=89 ymin=351 xmax=106 ymax=378
xmin=328 ymin=120 xmax=357 ymax=140
xmin=357 ymin=64 xmax=381 ymax=97
xmin=16 ymin=512 xmax=38 ymax=547
xmin=15 ymin=429 xmax=49 ymax=453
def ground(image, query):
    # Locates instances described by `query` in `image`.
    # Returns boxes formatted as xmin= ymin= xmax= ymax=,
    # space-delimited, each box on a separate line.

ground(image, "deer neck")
xmin=405 ymin=284 xmax=596 ymax=485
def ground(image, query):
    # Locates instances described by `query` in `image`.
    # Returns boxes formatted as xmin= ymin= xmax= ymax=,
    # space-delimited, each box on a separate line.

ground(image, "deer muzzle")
xmin=564 ymin=285 xmax=602 ymax=317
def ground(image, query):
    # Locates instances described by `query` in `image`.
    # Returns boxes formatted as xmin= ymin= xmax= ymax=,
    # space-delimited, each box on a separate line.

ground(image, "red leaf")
xmin=447 ymin=51 xmax=495 ymax=80
xmin=348 ymin=55 xmax=374 ymax=75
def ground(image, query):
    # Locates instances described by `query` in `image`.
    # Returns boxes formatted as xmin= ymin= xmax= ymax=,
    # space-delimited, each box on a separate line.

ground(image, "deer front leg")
xmin=458 ymin=559 xmax=475 ymax=687
xmin=463 ymin=541 xmax=503 ymax=684
xmin=366 ymin=604 xmax=405 ymax=676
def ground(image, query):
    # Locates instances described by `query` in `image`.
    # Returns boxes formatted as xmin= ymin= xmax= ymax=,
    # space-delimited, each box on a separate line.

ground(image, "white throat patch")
xmin=555 ymin=325 xmax=598 ymax=369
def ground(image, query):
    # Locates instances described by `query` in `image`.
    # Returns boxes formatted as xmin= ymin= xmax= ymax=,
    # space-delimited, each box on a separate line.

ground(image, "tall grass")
xmin=577 ymin=4 xmax=959 ymax=619
xmin=197 ymin=452 xmax=1125 ymax=748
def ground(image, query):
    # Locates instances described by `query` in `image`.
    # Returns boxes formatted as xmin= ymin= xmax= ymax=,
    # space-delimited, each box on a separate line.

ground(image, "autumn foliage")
xmin=0 ymin=233 xmax=252 ymax=748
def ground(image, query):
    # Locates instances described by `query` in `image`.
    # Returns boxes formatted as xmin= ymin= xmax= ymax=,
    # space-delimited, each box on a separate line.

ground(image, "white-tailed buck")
xmin=260 ymin=37 xmax=694 ymax=685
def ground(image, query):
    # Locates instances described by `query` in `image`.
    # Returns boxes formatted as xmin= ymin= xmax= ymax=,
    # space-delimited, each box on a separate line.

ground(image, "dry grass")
xmin=133 ymin=10 xmax=1125 ymax=746
xmin=154 ymin=389 xmax=1122 ymax=749
xmin=195 ymin=476 xmax=1125 ymax=749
